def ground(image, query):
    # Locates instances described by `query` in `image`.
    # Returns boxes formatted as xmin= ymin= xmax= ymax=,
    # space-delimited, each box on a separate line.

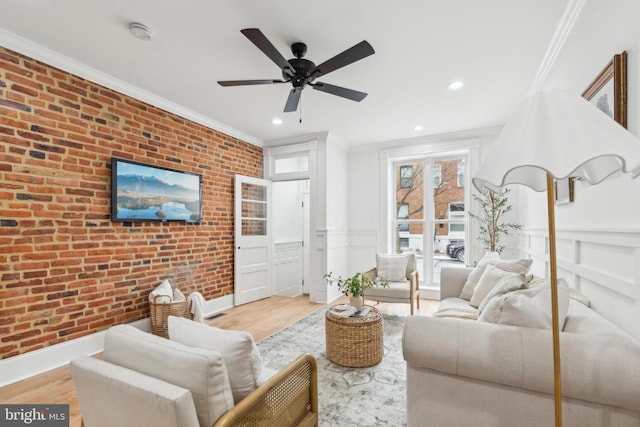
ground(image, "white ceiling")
xmin=0 ymin=0 xmax=576 ymax=147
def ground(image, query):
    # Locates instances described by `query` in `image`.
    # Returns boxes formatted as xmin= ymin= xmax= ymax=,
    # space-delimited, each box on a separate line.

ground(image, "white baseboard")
xmin=0 ymin=294 xmax=234 ymax=387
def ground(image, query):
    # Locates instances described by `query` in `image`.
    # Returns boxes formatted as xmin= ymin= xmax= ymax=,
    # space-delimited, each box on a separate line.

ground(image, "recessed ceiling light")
xmin=448 ymin=81 xmax=465 ymax=90
xmin=272 ymin=118 xmax=283 ymax=125
xmin=129 ymin=23 xmax=152 ymax=41
xmin=413 ymin=125 xmax=423 ymax=131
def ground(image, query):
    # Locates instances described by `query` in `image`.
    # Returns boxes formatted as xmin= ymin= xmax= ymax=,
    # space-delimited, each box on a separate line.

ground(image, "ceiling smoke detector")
xmin=129 ymin=23 xmax=152 ymax=41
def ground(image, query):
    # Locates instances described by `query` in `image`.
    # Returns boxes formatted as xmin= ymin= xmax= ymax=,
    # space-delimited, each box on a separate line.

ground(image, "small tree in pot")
xmin=469 ymin=187 xmax=521 ymax=253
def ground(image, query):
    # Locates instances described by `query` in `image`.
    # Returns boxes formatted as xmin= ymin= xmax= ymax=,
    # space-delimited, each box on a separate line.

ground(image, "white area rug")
xmin=256 ymin=308 xmax=408 ymax=427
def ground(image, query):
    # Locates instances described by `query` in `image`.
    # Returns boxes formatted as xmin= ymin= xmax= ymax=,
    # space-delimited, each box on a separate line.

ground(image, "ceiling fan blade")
xmin=284 ymin=89 xmax=302 ymax=112
xmin=218 ymin=79 xmax=286 ymax=86
xmin=241 ymin=28 xmax=294 ymax=76
xmin=312 ymin=82 xmax=368 ymax=102
xmin=310 ymin=40 xmax=374 ymax=78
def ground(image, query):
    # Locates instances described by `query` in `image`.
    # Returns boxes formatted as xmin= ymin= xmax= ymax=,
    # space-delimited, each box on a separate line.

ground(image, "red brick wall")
xmin=0 ymin=46 xmax=263 ymax=359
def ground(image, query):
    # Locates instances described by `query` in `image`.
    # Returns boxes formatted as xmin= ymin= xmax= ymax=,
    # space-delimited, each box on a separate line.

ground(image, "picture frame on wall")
xmin=581 ymin=51 xmax=627 ymax=128
xmin=555 ymin=177 xmax=575 ymax=205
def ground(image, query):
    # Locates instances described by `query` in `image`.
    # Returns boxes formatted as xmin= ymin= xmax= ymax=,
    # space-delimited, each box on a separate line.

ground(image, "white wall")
xmin=347 ymin=149 xmax=381 ymax=273
xmin=518 ymin=0 xmax=640 ymax=338
xmin=324 ymin=133 xmax=350 ymax=303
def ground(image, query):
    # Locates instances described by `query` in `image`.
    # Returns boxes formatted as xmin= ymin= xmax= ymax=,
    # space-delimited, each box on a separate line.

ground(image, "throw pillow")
xmin=376 ymin=254 xmax=408 ymax=282
xmin=470 ymin=264 xmax=514 ymax=308
xmin=490 ymin=258 xmax=533 ymax=275
xmin=458 ymin=252 xmax=500 ymax=300
xmin=479 ymin=279 xmax=570 ymax=330
xmin=477 ymin=272 xmax=528 ymax=314
xmin=477 ymin=293 xmax=506 ymax=323
xmin=461 ymin=257 xmax=533 ymax=301
xmin=168 ymin=316 xmax=263 ymax=403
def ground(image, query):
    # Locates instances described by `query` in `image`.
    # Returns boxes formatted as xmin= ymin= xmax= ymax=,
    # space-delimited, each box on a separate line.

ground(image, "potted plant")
xmin=323 ymin=272 xmax=387 ymax=311
xmin=469 ymin=187 xmax=521 ymax=254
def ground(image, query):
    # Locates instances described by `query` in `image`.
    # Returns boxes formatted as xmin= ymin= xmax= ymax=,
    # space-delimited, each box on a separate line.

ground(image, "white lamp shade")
xmin=473 ymin=89 xmax=640 ymax=193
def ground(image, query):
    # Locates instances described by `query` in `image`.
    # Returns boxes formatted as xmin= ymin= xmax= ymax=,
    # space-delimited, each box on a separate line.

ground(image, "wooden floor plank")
xmin=0 ymin=295 xmax=437 ymax=427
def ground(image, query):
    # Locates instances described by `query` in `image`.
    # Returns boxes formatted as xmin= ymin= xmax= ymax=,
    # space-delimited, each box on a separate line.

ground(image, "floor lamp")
xmin=472 ymin=89 xmax=640 ymax=427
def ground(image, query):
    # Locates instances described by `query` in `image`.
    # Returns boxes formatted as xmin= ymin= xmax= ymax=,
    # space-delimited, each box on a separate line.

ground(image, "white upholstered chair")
xmin=363 ymin=253 xmax=420 ymax=315
xmin=71 ymin=321 xmax=318 ymax=427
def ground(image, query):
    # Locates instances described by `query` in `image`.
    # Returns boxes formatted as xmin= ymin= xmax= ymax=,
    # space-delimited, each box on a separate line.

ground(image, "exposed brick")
xmin=0 ymin=45 xmax=263 ymax=360
xmin=0 ymin=98 xmax=31 ymax=112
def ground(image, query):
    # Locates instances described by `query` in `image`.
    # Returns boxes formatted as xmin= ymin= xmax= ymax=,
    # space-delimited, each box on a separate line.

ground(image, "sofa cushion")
xmin=433 ymin=297 xmax=478 ymax=320
xmin=168 ymin=316 xmax=262 ymax=403
xmin=479 ymin=279 xmax=570 ymax=330
xmin=366 ymin=281 xmax=411 ymax=299
xmin=376 ymin=253 xmax=408 ymax=282
xmin=103 ymin=324 xmax=234 ymax=427
xmin=563 ymin=299 xmax=633 ymax=338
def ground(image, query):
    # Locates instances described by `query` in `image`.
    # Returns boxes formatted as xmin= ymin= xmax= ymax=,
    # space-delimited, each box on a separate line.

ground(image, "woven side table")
xmin=325 ymin=305 xmax=383 ymax=367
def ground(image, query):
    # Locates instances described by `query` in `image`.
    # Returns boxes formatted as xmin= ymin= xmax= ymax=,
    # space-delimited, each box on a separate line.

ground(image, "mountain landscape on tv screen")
xmin=115 ymin=174 xmax=200 ymax=221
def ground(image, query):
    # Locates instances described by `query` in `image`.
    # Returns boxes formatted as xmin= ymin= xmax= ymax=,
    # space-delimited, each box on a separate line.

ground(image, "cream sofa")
xmin=402 ymin=265 xmax=640 ymax=427
xmin=71 ymin=320 xmax=318 ymax=427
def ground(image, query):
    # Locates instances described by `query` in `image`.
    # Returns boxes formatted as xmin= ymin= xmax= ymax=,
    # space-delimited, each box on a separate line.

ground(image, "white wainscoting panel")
xmin=273 ymin=241 xmax=304 ymax=297
xmin=519 ymin=228 xmax=640 ymax=339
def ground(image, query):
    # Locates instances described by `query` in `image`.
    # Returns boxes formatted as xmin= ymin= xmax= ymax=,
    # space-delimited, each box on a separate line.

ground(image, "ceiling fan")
xmin=218 ymin=28 xmax=375 ymax=113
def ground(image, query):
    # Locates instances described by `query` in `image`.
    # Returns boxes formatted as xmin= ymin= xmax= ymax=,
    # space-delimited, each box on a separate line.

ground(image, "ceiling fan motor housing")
xmin=284 ymin=57 xmax=317 ymax=88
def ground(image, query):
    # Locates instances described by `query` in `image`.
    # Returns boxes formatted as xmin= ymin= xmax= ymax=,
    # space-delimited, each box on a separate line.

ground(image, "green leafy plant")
xmin=323 ymin=272 xmax=387 ymax=297
xmin=469 ymin=187 xmax=521 ymax=253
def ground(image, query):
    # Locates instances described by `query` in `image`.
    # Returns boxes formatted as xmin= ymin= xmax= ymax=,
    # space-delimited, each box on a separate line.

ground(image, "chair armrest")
xmin=71 ymin=356 xmax=200 ymax=427
xmin=214 ymin=353 xmax=318 ymax=427
xmin=439 ymin=266 xmax=473 ymax=300
xmin=362 ymin=267 xmax=377 ymax=282
xmin=409 ymin=270 xmax=419 ymax=290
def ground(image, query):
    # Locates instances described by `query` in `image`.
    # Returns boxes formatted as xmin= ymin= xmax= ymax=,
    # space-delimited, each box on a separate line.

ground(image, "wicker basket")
xmin=150 ymin=296 xmax=193 ymax=338
xmin=325 ymin=305 xmax=383 ymax=367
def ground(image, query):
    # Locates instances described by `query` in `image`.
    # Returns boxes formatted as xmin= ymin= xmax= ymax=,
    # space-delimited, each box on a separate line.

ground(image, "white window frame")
xmin=379 ymin=139 xmax=479 ymax=294
xmin=457 ymin=162 xmax=465 ymax=187
xmin=433 ymin=164 xmax=441 ymax=187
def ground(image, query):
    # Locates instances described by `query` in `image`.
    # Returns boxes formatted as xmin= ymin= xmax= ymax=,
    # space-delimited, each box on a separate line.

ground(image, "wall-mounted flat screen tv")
xmin=111 ymin=158 xmax=202 ymax=223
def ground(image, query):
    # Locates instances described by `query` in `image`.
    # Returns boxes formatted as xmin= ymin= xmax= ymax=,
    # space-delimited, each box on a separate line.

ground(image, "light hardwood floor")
xmin=0 ymin=296 xmax=437 ymax=427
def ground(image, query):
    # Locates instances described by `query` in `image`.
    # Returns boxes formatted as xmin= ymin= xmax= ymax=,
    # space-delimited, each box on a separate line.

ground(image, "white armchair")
xmin=71 ymin=323 xmax=318 ymax=427
xmin=363 ymin=253 xmax=420 ymax=315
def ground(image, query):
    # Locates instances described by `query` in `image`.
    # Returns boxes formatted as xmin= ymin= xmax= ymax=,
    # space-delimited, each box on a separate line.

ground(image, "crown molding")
xmin=0 ymin=28 xmax=264 ymax=147
xmin=528 ymin=0 xmax=587 ymax=94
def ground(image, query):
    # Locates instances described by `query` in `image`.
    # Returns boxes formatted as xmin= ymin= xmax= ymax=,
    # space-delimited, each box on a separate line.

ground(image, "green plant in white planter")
xmin=323 ymin=272 xmax=387 ymax=310
xmin=469 ymin=187 xmax=521 ymax=253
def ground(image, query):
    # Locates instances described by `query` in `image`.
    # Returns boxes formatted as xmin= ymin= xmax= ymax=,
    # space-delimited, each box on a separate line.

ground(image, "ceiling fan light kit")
xmin=218 ymin=28 xmax=374 ymax=113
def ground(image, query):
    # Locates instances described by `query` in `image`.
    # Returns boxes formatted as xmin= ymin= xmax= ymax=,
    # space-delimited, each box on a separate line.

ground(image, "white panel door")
xmin=234 ymin=175 xmax=272 ymax=305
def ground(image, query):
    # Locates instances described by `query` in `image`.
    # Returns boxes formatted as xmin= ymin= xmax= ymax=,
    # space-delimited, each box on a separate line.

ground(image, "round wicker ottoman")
xmin=325 ymin=305 xmax=383 ymax=367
